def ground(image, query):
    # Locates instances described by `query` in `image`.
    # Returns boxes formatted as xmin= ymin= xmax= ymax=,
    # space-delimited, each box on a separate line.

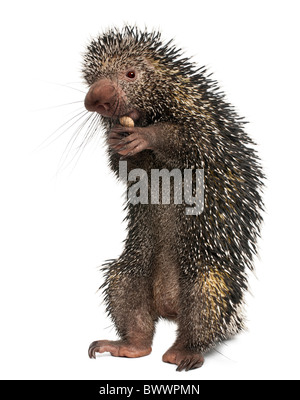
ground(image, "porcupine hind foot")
xmin=88 ymin=340 xmax=152 ymax=359
xmin=162 ymin=347 xmax=204 ymax=372
xmin=89 ymin=258 xmax=155 ymax=360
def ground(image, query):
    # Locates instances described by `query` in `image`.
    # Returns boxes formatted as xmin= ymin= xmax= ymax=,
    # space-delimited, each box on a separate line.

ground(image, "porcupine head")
xmin=82 ymin=26 xmax=199 ymax=132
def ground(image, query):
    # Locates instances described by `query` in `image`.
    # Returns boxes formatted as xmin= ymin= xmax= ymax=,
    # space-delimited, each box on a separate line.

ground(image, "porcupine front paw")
xmin=88 ymin=340 xmax=152 ymax=359
xmin=107 ymin=124 xmax=159 ymax=157
xmin=162 ymin=346 xmax=204 ymax=372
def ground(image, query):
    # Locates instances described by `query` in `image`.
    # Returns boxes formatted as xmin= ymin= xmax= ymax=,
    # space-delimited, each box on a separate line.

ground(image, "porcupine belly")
xmin=151 ymin=205 xmax=180 ymax=320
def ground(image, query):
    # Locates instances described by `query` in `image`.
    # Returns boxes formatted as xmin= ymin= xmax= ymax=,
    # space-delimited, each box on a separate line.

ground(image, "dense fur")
xmin=83 ymin=26 xmax=264 ymax=365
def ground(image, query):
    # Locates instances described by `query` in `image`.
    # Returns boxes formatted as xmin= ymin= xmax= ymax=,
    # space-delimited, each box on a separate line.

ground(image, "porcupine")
xmin=83 ymin=26 xmax=264 ymax=371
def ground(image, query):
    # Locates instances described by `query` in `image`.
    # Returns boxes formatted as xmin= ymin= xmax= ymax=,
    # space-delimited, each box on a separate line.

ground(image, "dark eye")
xmin=126 ymin=71 xmax=136 ymax=79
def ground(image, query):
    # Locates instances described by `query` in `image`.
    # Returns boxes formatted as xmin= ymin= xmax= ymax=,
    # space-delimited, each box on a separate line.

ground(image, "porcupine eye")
xmin=126 ymin=71 xmax=136 ymax=79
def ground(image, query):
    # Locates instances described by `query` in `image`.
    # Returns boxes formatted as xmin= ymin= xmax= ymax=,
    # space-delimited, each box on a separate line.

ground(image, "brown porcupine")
xmin=82 ymin=26 xmax=264 ymax=371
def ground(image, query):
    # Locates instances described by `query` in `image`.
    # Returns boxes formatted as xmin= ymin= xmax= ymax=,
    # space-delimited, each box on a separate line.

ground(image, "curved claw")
xmin=176 ymin=358 xmax=191 ymax=372
xmin=163 ymin=347 xmax=205 ymax=372
xmin=88 ymin=340 xmax=114 ymax=359
xmin=177 ymin=357 xmax=204 ymax=371
xmin=88 ymin=340 xmax=101 ymax=359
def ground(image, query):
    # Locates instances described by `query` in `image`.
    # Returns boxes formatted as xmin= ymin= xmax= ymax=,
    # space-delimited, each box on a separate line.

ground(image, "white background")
xmin=0 ymin=0 xmax=299 ymax=380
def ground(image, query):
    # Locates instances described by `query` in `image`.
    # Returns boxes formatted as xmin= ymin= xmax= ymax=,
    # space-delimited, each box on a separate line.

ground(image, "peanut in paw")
xmin=119 ymin=116 xmax=135 ymax=127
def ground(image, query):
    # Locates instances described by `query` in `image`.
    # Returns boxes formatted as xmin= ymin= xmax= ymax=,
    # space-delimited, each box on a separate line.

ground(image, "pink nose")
xmin=84 ymin=79 xmax=116 ymax=116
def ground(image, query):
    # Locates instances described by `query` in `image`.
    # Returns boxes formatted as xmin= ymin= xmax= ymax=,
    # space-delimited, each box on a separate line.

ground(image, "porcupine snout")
xmin=84 ymin=79 xmax=121 ymax=117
